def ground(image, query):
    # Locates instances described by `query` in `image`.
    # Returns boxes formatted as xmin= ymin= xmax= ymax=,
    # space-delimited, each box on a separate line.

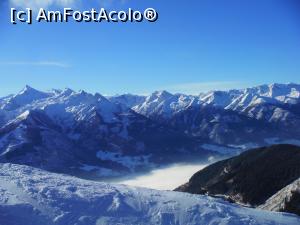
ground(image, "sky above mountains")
xmin=0 ymin=0 xmax=300 ymax=96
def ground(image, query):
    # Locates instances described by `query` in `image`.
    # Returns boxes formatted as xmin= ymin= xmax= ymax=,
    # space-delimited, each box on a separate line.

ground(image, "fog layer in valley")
xmin=115 ymin=163 xmax=209 ymax=190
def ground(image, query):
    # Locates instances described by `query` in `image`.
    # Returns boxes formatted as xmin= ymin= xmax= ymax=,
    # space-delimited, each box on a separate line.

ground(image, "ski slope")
xmin=0 ymin=163 xmax=299 ymax=225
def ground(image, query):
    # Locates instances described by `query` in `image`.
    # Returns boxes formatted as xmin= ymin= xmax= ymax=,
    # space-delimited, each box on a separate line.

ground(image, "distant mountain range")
xmin=111 ymin=83 xmax=300 ymax=146
xmin=1 ymin=83 xmax=300 ymax=178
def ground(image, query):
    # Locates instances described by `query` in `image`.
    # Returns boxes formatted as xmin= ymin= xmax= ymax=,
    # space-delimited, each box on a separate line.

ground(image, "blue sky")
xmin=0 ymin=0 xmax=300 ymax=96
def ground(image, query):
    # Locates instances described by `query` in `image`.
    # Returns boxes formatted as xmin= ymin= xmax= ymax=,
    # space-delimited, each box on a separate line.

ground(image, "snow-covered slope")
xmin=0 ymin=163 xmax=299 ymax=225
xmin=108 ymin=94 xmax=146 ymax=108
xmin=259 ymin=178 xmax=300 ymax=215
xmin=132 ymin=91 xmax=197 ymax=119
xmin=204 ymin=83 xmax=300 ymax=109
xmin=1 ymin=85 xmax=52 ymax=111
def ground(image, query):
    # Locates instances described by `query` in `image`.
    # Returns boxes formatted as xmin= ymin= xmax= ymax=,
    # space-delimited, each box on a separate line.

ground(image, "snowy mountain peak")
xmin=132 ymin=91 xmax=197 ymax=119
xmin=108 ymin=94 xmax=146 ymax=108
xmin=20 ymin=84 xmax=34 ymax=92
xmin=244 ymin=83 xmax=300 ymax=99
xmin=78 ymin=90 xmax=88 ymax=95
xmin=17 ymin=85 xmax=47 ymax=96
xmin=147 ymin=90 xmax=174 ymax=102
xmin=200 ymin=91 xmax=233 ymax=107
xmin=1 ymin=86 xmax=51 ymax=111
xmin=60 ymin=88 xmax=74 ymax=96
xmin=95 ymin=92 xmax=109 ymax=101
xmin=50 ymin=88 xmax=63 ymax=95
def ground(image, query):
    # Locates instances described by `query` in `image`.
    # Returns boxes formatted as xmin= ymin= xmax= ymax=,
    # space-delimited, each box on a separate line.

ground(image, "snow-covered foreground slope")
xmin=0 ymin=163 xmax=299 ymax=225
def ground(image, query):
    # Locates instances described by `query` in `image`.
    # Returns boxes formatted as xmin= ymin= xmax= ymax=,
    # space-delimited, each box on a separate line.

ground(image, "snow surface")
xmin=133 ymin=91 xmax=196 ymax=118
xmin=259 ymin=178 xmax=300 ymax=212
xmin=0 ymin=163 xmax=299 ymax=225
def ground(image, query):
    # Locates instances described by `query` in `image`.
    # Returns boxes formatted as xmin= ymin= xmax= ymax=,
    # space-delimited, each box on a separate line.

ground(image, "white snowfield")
xmin=0 ymin=164 xmax=299 ymax=225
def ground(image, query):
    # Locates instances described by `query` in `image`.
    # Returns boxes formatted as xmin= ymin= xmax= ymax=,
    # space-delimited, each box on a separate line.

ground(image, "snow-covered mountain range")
xmin=0 ymin=83 xmax=300 ymax=178
xmin=0 ymin=86 xmax=210 ymax=178
xmin=112 ymin=83 xmax=300 ymax=146
xmin=0 ymin=163 xmax=299 ymax=225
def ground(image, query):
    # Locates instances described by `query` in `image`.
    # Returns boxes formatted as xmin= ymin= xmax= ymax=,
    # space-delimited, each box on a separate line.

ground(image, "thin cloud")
xmin=0 ymin=61 xmax=70 ymax=68
xmin=164 ymin=81 xmax=249 ymax=95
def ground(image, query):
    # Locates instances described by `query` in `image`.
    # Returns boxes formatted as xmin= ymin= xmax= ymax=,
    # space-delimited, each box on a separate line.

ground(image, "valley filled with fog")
xmin=112 ymin=163 xmax=209 ymax=190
